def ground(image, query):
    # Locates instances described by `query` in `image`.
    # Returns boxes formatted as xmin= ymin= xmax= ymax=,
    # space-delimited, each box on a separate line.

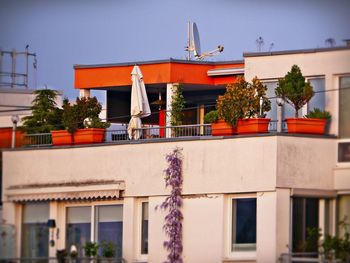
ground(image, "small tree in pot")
xmin=275 ymin=65 xmax=314 ymax=118
xmin=275 ymin=65 xmax=328 ymax=134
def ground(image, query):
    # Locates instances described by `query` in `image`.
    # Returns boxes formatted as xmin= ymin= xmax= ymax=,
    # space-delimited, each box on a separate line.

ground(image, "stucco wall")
xmin=3 ymin=136 xmax=278 ymax=198
xmin=276 ymin=136 xmax=336 ymax=189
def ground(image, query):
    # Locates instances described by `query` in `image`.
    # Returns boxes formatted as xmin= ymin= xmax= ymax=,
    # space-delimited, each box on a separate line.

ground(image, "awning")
xmin=6 ymin=181 xmax=125 ymax=202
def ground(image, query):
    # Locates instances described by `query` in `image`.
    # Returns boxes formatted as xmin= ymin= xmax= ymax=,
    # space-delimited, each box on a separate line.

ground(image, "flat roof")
xmin=244 ymin=45 xmax=350 ymax=57
xmin=74 ymin=58 xmax=244 ymax=69
xmin=74 ymin=58 xmax=244 ymax=89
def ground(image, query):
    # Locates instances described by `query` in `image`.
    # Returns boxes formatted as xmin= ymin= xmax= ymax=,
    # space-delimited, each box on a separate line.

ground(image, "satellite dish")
xmin=185 ymin=22 xmax=224 ymax=60
xmin=192 ymin=23 xmax=201 ymax=58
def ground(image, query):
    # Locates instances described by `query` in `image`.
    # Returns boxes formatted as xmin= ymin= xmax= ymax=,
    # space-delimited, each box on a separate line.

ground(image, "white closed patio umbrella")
xmin=128 ymin=65 xmax=151 ymax=140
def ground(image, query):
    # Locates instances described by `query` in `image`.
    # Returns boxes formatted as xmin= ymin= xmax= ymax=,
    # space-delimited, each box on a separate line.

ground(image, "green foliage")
xmin=204 ymin=110 xmax=218 ymax=124
xmin=305 ymin=108 xmax=332 ymax=120
xmin=62 ymin=96 xmax=110 ymax=133
xmin=217 ymin=76 xmax=271 ymax=126
xmin=275 ymin=65 xmax=314 ymax=117
xmin=101 ymin=241 xmax=116 ymax=258
xmin=170 ymin=84 xmax=185 ymax=126
xmin=83 ymin=241 xmax=99 ymax=257
xmin=304 ymin=227 xmax=321 ymax=252
xmin=322 ymin=217 xmax=350 ymax=261
xmin=21 ymin=89 xmax=64 ymax=133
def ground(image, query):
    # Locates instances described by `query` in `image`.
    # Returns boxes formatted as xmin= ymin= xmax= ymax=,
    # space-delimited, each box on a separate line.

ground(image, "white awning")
xmin=207 ymin=67 xmax=244 ymax=76
xmin=6 ymin=181 xmax=125 ymax=202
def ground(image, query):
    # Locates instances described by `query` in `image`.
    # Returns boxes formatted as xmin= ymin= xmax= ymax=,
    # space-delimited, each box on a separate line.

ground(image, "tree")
xmin=275 ymin=65 xmax=314 ymax=117
xmin=22 ymin=89 xmax=63 ymax=134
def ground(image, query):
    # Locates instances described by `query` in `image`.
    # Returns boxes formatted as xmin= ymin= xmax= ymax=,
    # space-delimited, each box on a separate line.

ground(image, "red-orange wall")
xmin=75 ymin=62 xmax=244 ymax=89
xmin=0 ymin=127 xmax=24 ymax=148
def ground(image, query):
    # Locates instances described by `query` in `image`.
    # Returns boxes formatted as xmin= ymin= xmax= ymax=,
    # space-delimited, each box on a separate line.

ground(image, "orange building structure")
xmin=74 ymin=59 xmax=244 ymax=127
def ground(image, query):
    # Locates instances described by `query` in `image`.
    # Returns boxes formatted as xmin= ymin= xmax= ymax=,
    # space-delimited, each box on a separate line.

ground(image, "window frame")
xmin=63 ymin=200 xmax=123 ymax=253
xmin=337 ymin=139 xmax=350 ymax=166
xmin=136 ymin=198 xmax=149 ymax=261
xmin=226 ymin=194 xmax=257 ymax=260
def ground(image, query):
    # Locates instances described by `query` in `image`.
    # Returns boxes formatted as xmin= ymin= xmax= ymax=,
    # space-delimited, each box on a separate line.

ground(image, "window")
xmin=21 ymin=203 xmax=49 ymax=258
xmin=66 ymin=206 xmax=91 ymax=256
xmin=264 ymin=81 xmax=278 ymax=121
xmin=140 ymin=202 xmax=149 ymax=255
xmin=231 ymin=198 xmax=257 ymax=252
xmin=66 ymin=204 xmax=123 ymax=258
xmin=95 ymin=205 xmax=123 ymax=258
xmin=308 ymin=78 xmax=325 ymax=112
xmin=292 ymin=198 xmax=319 ymax=252
xmin=339 ymin=76 xmax=350 ymax=138
xmin=337 ymin=195 xmax=350 ymax=238
xmin=338 ymin=142 xmax=350 ymax=162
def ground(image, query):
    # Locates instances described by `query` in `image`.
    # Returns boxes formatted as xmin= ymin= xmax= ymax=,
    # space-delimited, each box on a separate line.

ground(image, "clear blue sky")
xmin=1 ymin=0 xmax=349 ymax=103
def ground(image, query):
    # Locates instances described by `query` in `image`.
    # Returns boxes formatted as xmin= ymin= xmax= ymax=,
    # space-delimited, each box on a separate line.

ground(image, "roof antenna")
xmin=185 ymin=22 xmax=224 ymax=60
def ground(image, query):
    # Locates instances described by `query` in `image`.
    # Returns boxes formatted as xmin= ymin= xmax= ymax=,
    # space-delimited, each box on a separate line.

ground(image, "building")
xmin=1 ymin=46 xmax=350 ymax=263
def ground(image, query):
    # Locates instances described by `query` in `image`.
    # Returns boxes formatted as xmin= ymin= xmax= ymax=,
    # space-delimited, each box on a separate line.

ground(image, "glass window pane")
xmin=265 ymin=82 xmax=278 ymax=121
xmin=21 ymin=203 xmax=49 ymax=258
xmin=231 ymin=198 xmax=256 ymax=251
xmin=96 ymin=205 xmax=123 ymax=258
xmin=340 ymin=76 xmax=350 ymax=138
xmin=338 ymin=142 xmax=350 ymax=162
xmin=292 ymin=198 xmax=319 ymax=252
xmin=141 ymin=202 xmax=149 ymax=254
xmin=338 ymin=195 xmax=350 ymax=238
xmin=308 ymin=78 xmax=325 ymax=112
xmin=66 ymin=206 xmax=91 ymax=256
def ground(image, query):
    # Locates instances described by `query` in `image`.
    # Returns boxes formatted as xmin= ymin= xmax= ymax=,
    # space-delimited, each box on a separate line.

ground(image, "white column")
xmin=79 ymin=89 xmax=91 ymax=98
xmin=49 ymin=201 xmax=59 ymax=257
xmin=122 ymin=197 xmax=136 ymax=263
xmin=257 ymin=191 xmax=277 ymax=262
xmin=166 ymin=83 xmax=179 ymax=138
xmin=199 ymin=105 xmax=205 ymax=135
xmin=257 ymin=189 xmax=291 ymax=262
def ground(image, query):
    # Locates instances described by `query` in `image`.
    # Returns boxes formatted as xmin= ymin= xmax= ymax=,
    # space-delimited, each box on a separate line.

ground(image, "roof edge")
xmin=244 ymin=46 xmax=350 ymax=58
xmin=74 ymin=58 xmax=244 ymax=69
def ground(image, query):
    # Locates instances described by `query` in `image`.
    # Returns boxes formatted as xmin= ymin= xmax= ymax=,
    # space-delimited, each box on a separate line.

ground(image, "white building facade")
xmin=1 ymin=47 xmax=350 ymax=263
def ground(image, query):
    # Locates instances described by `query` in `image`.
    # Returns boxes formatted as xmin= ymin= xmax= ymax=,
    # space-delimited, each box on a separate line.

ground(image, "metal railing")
xmin=23 ymin=133 xmax=52 ymax=147
xmin=279 ymin=252 xmax=345 ymax=263
xmin=22 ymin=120 xmax=287 ymax=147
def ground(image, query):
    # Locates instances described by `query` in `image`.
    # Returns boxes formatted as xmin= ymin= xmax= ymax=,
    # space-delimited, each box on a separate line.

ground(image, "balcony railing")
xmin=22 ymin=120 xmax=287 ymax=147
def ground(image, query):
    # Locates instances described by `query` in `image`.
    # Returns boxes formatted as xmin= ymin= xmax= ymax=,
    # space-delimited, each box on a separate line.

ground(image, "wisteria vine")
xmin=159 ymin=148 xmax=183 ymax=263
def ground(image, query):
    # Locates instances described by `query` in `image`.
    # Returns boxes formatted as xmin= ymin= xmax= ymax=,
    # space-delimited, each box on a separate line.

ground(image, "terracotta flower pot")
xmin=51 ymin=130 xmax=73 ymax=146
xmin=211 ymin=119 xmax=237 ymax=136
xmin=74 ymin=128 xmax=106 ymax=144
xmin=286 ymin=118 xmax=327 ymax=134
xmin=237 ymin=118 xmax=271 ymax=134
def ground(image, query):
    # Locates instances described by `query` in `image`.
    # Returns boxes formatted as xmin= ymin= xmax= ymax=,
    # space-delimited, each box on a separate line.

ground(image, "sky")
xmin=1 ymin=0 xmax=350 ymax=104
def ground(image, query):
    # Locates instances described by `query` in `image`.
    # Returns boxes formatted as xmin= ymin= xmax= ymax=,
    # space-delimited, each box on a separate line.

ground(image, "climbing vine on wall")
xmin=159 ymin=148 xmax=183 ymax=263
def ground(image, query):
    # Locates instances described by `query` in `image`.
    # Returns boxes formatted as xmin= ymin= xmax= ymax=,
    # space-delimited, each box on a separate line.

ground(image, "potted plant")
xmin=22 ymin=89 xmax=64 ymax=145
xmin=235 ymin=76 xmax=271 ymax=134
xmin=51 ymin=98 xmax=74 ymax=146
xmin=299 ymin=108 xmax=332 ymax=135
xmin=100 ymin=241 xmax=116 ymax=263
xmin=204 ymin=109 xmax=236 ymax=136
xmin=83 ymin=241 xmax=99 ymax=258
xmin=274 ymin=65 xmax=326 ymax=134
xmin=52 ymin=96 xmax=110 ymax=146
xmin=214 ymin=76 xmax=271 ymax=135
